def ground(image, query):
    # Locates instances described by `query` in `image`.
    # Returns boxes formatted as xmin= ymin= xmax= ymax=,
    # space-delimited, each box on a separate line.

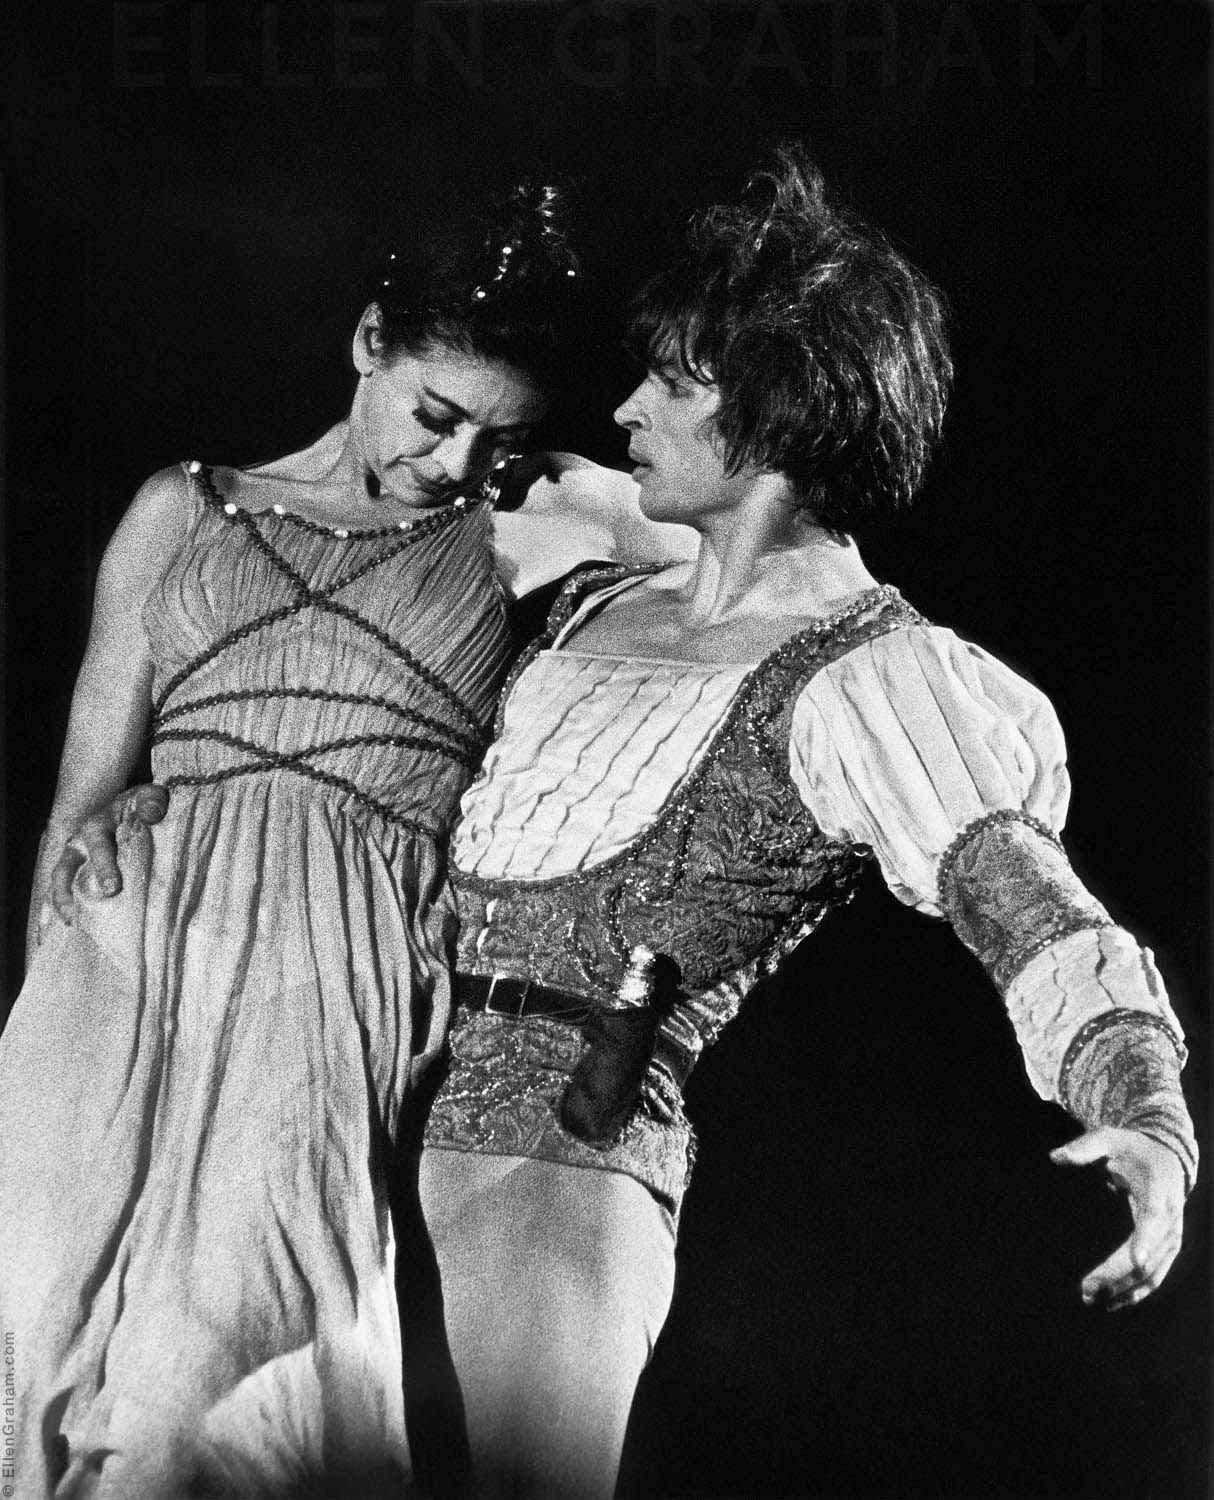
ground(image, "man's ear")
xmin=352 ymin=302 xmax=386 ymax=376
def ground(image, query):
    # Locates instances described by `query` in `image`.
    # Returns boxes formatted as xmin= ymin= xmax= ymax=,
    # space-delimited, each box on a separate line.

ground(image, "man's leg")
xmin=416 ymin=1150 xmax=676 ymax=1500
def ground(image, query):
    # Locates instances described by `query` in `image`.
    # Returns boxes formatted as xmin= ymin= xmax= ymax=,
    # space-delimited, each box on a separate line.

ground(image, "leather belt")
xmin=454 ymin=971 xmax=697 ymax=1089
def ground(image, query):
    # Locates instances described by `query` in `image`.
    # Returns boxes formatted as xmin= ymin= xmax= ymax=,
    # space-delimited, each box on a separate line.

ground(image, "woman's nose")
xmin=438 ymin=429 xmax=480 ymax=482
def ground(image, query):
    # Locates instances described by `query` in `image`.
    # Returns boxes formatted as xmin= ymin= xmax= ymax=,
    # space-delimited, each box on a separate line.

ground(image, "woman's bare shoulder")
xmin=133 ymin=461 xmax=193 ymax=508
xmin=100 ymin=463 xmax=196 ymax=586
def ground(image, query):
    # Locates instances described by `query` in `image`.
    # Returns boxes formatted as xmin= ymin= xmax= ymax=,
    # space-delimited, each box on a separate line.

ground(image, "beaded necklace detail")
xmin=184 ymin=457 xmax=484 ymax=539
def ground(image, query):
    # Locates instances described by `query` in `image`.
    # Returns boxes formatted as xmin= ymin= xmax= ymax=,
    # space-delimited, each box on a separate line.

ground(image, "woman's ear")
xmin=352 ymin=303 xmax=385 ymax=376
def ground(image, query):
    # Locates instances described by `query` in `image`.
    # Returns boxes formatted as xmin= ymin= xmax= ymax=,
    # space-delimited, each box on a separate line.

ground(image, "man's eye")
xmin=415 ymin=408 xmax=457 ymax=437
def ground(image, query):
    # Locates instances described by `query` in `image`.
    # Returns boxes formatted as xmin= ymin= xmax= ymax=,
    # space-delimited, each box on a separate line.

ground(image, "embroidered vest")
xmin=452 ymin=570 xmax=924 ymax=1071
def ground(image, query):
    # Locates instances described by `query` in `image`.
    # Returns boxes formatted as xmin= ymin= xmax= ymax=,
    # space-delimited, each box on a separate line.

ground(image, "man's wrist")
xmin=1060 ymin=1013 xmax=1198 ymax=1197
xmin=1124 ymin=1119 xmax=1198 ymax=1198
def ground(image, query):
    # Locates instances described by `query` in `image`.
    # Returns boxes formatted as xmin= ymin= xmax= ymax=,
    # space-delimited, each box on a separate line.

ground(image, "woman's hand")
xmin=47 ymin=785 xmax=169 ymax=927
xmin=1050 ymin=1126 xmax=1187 ymax=1310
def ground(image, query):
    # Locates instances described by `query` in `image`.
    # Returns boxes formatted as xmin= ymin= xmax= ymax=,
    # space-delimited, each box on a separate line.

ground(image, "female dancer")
xmin=1 ymin=188 xmax=687 ymax=1499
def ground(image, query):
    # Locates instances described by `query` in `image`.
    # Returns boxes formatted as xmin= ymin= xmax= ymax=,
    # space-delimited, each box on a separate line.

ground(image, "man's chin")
xmin=637 ymin=481 xmax=678 ymax=523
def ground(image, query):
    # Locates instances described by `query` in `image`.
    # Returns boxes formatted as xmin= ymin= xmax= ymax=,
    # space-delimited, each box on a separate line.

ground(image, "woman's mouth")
xmin=391 ymin=468 xmax=455 ymax=505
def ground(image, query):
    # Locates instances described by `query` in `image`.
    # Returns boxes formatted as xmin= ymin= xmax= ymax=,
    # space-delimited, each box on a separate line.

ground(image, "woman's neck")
xmin=230 ymin=422 xmax=402 ymax=525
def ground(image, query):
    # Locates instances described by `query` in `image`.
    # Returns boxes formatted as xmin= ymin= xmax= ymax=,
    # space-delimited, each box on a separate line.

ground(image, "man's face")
xmin=613 ymin=360 xmax=754 ymax=525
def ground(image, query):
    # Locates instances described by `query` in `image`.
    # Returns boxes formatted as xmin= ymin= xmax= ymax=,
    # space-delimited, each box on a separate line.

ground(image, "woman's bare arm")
xmin=25 ymin=465 xmax=194 ymax=966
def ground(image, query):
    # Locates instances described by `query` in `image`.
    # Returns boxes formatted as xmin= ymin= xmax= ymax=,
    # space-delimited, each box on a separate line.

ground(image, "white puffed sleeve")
xmin=788 ymin=624 xmax=1071 ymax=914
xmin=787 ymin=623 xmax=1196 ymax=1188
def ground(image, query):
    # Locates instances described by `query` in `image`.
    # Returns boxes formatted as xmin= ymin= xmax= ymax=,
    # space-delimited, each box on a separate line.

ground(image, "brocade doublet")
xmin=424 ymin=575 xmax=923 ymax=1209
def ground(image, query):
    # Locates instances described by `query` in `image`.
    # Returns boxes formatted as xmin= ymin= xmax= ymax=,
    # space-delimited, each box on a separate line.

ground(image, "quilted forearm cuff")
xmin=937 ymin=810 xmax=1113 ymax=992
xmin=1060 ymin=1010 xmax=1198 ymax=1194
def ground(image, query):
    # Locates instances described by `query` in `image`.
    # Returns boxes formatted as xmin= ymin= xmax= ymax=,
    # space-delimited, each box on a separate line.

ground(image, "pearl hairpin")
xmin=472 ymin=238 xmax=520 ymax=302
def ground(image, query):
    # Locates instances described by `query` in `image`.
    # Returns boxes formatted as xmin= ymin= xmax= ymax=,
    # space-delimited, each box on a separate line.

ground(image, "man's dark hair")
xmin=627 ymin=144 xmax=953 ymax=530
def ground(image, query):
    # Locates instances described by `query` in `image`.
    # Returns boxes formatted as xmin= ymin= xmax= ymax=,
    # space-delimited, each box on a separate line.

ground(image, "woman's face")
xmin=354 ymin=333 xmax=547 ymax=508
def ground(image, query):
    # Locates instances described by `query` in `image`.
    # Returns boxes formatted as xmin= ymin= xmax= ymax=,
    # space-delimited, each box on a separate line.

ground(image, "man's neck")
xmin=677 ymin=475 xmax=876 ymax=625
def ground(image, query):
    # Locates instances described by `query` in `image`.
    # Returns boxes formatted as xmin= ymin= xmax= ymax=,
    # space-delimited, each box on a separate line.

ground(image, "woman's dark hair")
xmin=627 ymin=144 xmax=952 ymax=530
xmin=370 ymin=184 xmax=582 ymax=393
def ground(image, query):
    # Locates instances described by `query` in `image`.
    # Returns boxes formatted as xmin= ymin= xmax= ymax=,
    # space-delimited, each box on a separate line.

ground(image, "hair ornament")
xmin=472 ymin=236 xmax=521 ymax=303
xmin=367 ymin=182 xmax=581 ymax=390
xmin=476 ymin=451 xmax=524 ymax=505
xmin=469 ymin=182 xmax=580 ymax=303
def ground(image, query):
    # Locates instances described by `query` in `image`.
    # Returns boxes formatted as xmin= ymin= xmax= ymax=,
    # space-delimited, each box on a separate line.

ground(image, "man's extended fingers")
xmin=76 ymin=810 xmax=126 ymax=896
xmin=1049 ymin=1126 xmax=1119 ymax=1169
xmin=1106 ymin=1282 xmax=1154 ymax=1313
xmin=50 ymin=844 xmax=88 ymax=923
xmin=45 ymin=785 xmax=166 ymax=927
xmin=1109 ymin=1223 xmax=1182 ymax=1309
xmin=1080 ymin=1177 xmax=1183 ymax=1307
xmin=129 ymin=785 xmax=169 ymax=825
xmin=1085 ymin=1232 xmax=1181 ymax=1309
xmin=1054 ymin=1127 xmax=1187 ymax=1310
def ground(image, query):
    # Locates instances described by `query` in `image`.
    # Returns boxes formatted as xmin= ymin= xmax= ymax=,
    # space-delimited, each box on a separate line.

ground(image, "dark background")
xmin=2 ymin=2 xmax=1209 ymax=1496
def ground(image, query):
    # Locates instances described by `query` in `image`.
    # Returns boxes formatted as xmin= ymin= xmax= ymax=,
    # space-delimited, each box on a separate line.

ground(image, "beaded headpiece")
xmin=471 ymin=183 xmax=579 ymax=302
xmin=375 ymin=183 xmax=579 ymax=313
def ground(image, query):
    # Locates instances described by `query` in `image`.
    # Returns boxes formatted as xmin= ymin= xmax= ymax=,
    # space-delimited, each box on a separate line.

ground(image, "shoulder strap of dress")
xmin=185 ymin=460 xmax=243 ymax=520
xmin=179 ymin=458 xmax=219 ymax=526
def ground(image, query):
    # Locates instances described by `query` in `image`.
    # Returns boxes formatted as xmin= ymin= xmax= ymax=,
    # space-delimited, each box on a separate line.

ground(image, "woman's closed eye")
xmin=414 ymin=406 xmax=459 ymax=438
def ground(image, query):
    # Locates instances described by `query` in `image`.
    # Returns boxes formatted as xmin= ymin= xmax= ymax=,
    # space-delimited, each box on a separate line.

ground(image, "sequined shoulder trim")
xmin=492 ymin=561 xmax=665 ymax=736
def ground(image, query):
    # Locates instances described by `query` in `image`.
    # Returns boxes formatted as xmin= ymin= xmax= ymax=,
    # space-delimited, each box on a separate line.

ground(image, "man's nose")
xmin=613 ymin=382 xmax=648 ymax=429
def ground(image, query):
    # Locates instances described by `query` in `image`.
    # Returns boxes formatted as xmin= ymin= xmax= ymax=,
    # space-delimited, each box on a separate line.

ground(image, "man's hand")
xmin=1051 ymin=1126 xmax=1187 ymax=1311
xmin=49 ymin=784 xmax=169 ymax=926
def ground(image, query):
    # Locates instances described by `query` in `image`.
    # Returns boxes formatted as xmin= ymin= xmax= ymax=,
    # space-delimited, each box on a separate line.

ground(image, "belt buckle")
xmin=485 ymin=975 xmax=530 ymax=1019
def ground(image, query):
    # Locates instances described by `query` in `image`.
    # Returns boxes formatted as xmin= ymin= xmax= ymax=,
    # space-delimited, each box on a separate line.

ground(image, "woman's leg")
xmin=415 ymin=1150 xmax=676 ymax=1500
